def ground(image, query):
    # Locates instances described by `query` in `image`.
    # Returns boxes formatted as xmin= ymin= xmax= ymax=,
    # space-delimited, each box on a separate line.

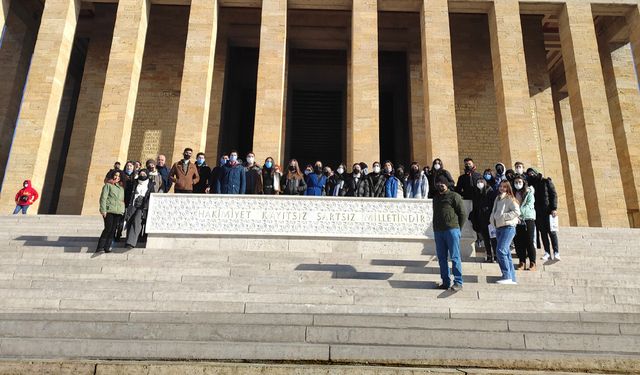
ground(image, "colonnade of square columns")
xmin=0 ymin=0 xmax=638 ymax=228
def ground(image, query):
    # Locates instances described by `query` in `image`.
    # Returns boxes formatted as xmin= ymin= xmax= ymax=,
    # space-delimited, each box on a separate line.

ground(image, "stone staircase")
xmin=0 ymin=215 xmax=639 ymax=373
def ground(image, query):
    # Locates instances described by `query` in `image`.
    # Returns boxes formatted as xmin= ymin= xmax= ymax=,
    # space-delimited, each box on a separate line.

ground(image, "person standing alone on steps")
xmin=432 ymin=176 xmax=466 ymax=292
xmin=13 ymin=180 xmax=39 ymax=215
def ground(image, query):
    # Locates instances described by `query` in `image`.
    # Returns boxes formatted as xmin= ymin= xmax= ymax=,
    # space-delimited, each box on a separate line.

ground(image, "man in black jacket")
xmin=456 ymin=158 xmax=482 ymax=200
xmin=344 ymin=164 xmax=370 ymax=197
xmin=527 ymin=168 xmax=560 ymax=261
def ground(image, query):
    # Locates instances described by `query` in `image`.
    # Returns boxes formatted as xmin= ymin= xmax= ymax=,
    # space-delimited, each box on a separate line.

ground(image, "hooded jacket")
xmin=432 ymin=189 xmax=466 ymax=232
xmin=15 ymin=180 xmax=39 ymax=206
xmin=515 ymin=186 xmax=536 ymax=220
xmin=530 ymin=172 xmax=558 ymax=214
xmin=427 ymin=159 xmax=455 ymax=198
xmin=493 ymin=163 xmax=507 ymax=190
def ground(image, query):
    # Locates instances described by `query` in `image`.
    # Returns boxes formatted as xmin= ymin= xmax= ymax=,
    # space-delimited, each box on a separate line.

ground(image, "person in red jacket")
xmin=13 ymin=180 xmax=39 ymax=215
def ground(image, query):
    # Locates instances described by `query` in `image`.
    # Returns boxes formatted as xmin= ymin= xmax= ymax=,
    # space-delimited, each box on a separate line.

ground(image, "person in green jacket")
xmin=97 ymin=170 xmax=126 ymax=253
xmin=432 ymin=175 xmax=466 ymax=291
xmin=513 ymin=175 xmax=537 ymax=271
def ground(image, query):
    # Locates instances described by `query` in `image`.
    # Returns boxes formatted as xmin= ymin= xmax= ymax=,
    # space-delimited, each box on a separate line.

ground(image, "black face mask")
xmin=496 ymin=166 xmax=504 ymax=175
xmin=138 ymin=175 xmax=148 ymax=181
xmin=183 ymin=154 xmax=191 ymax=160
xmin=464 ymin=165 xmax=472 ymax=172
xmin=314 ymin=166 xmax=323 ymax=174
xmin=289 ymin=166 xmax=296 ymax=172
xmin=324 ymin=171 xmax=331 ymax=177
xmin=437 ymin=185 xmax=447 ymax=193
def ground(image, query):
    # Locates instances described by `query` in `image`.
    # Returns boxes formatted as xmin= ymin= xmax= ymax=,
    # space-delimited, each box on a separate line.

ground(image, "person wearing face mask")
xmin=244 ymin=152 xmax=263 ymax=195
xmin=455 ymin=158 xmax=482 ymax=200
xmin=327 ymin=164 xmax=346 ymax=196
xmin=124 ymin=169 xmax=156 ymax=249
xmin=304 ymin=164 xmax=314 ymax=177
xmin=281 ymin=159 xmax=307 ymax=195
xmin=97 ymin=170 xmax=125 ymax=253
xmin=344 ymin=164 xmax=370 ymax=197
xmin=305 ymin=161 xmax=328 ymax=196
xmin=395 ymin=165 xmax=407 ymax=197
xmin=367 ymin=161 xmax=387 ymax=198
xmin=116 ymin=161 xmax=137 ymax=241
xmin=383 ymin=161 xmax=401 ymax=198
xmin=261 ymin=157 xmax=279 ymax=195
xmin=169 ymin=148 xmax=200 ymax=193
xmin=216 ymin=150 xmax=246 ymax=194
xmin=490 ymin=181 xmax=521 ymax=285
xmin=406 ymin=162 xmax=429 ymax=199
xmin=12 ymin=180 xmax=39 ymax=215
xmin=156 ymin=155 xmax=172 ymax=193
xmin=470 ymin=177 xmax=495 ymax=262
xmin=494 ymin=163 xmax=507 ymax=189
xmin=145 ymin=159 xmax=164 ymax=193
xmin=359 ymin=162 xmax=369 ymax=176
xmin=208 ymin=154 xmax=229 ymax=194
xmin=513 ymin=175 xmax=536 ymax=271
xmin=427 ymin=158 xmax=454 ymax=199
xmin=432 ymin=176 xmax=466 ymax=291
xmin=527 ymin=168 xmax=560 ymax=261
xmin=191 ymin=153 xmax=211 ymax=194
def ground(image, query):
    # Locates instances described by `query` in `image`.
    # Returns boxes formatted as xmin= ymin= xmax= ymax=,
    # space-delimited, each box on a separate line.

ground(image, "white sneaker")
xmin=542 ymin=253 xmax=550 ymax=261
xmin=554 ymin=252 xmax=561 ymax=261
xmin=496 ymin=279 xmax=518 ymax=285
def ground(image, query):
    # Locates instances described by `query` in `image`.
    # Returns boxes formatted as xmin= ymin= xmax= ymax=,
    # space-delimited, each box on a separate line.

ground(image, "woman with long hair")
xmin=261 ymin=157 xmax=279 ymax=195
xmin=405 ymin=162 xmax=429 ymax=199
xmin=513 ymin=175 xmax=537 ymax=271
xmin=490 ymin=181 xmax=521 ymax=285
xmin=281 ymin=159 xmax=307 ymax=195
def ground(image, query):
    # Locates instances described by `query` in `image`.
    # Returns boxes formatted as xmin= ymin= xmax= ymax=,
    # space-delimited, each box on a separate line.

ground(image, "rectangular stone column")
xmin=172 ymin=0 xmax=218 ymax=163
xmin=0 ymin=0 xmax=80 ymax=213
xmin=559 ymin=2 xmax=628 ymax=227
xmin=420 ymin=0 xmax=458 ymax=173
xmin=488 ymin=0 xmax=539 ymax=167
xmin=205 ymin=24 xmax=227 ymax=159
xmin=408 ymin=49 xmax=426 ymax=166
xmin=252 ymin=0 xmax=287 ymax=164
xmin=347 ymin=0 xmax=379 ymax=166
xmin=628 ymin=6 xmax=640 ymax=89
xmin=599 ymin=40 xmax=640 ymax=227
xmin=522 ymin=15 xmax=569 ymax=225
xmin=82 ymin=0 xmax=150 ymax=214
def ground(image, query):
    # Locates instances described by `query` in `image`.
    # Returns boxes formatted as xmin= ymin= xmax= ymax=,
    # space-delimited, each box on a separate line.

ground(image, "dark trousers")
xmin=97 ymin=213 xmax=122 ymax=251
xmin=515 ymin=219 xmax=536 ymax=264
xmin=536 ymin=215 xmax=559 ymax=254
xmin=479 ymin=228 xmax=494 ymax=258
xmin=175 ymin=189 xmax=192 ymax=194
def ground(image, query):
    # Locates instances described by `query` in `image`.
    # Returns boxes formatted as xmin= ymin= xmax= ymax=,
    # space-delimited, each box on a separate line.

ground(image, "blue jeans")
xmin=496 ymin=225 xmax=517 ymax=282
xmin=12 ymin=205 xmax=28 ymax=215
xmin=434 ymin=228 xmax=463 ymax=287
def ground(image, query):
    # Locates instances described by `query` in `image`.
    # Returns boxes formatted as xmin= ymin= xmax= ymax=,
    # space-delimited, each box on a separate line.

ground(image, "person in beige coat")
xmin=490 ymin=181 xmax=521 ymax=285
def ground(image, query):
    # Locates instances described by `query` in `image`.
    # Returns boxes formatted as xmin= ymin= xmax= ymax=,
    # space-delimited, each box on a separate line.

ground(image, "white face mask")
xmin=337 ymin=168 xmax=344 ymax=174
xmin=433 ymin=164 xmax=441 ymax=171
xmin=373 ymin=166 xmax=381 ymax=173
xmin=515 ymin=182 xmax=524 ymax=190
xmin=476 ymin=183 xmax=485 ymax=190
xmin=247 ymin=157 xmax=255 ymax=164
xmin=515 ymin=167 xmax=524 ymax=175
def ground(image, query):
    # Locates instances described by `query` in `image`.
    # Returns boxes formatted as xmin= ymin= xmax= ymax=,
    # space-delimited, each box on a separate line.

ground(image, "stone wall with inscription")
xmin=147 ymin=194 xmax=475 ymax=240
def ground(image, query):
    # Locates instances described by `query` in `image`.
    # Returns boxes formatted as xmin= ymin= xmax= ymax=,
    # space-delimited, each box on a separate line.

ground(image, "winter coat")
xmin=14 ymin=180 xmax=39 ymax=206
xmin=516 ymin=186 xmax=536 ymax=221
xmin=122 ymin=173 xmax=137 ymax=208
xmin=193 ymin=164 xmax=211 ymax=194
xmin=343 ymin=175 xmax=369 ymax=197
xmin=384 ymin=175 xmax=400 ymax=198
xmin=261 ymin=168 xmax=279 ymax=195
xmin=367 ymin=173 xmax=387 ymax=198
xmin=156 ymin=165 xmax=172 ymax=193
xmin=326 ymin=174 xmax=345 ymax=196
xmin=216 ymin=162 xmax=246 ymax=194
xmin=170 ymin=160 xmax=200 ymax=191
xmin=305 ymin=173 xmax=327 ymax=196
xmin=490 ymin=194 xmax=521 ymax=228
xmin=531 ymin=175 xmax=558 ymax=215
xmin=456 ymin=169 xmax=482 ymax=200
xmin=282 ymin=176 xmax=306 ymax=195
xmin=493 ymin=163 xmax=507 ymax=191
xmin=406 ymin=173 xmax=429 ymax=199
xmin=125 ymin=178 xmax=156 ymax=221
xmin=432 ymin=190 xmax=466 ymax=232
xmin=245 ymin=164 xmax=263 ymax=194
xmin=209 ymin=165 xmax=225 ymax=194
xmin=470 ymin=185 xmax=493 ymax=233
xmin=147 ymin=172 xmax=163 ymax=193
xmin=99 ymin=182 xmax=125 ymax=215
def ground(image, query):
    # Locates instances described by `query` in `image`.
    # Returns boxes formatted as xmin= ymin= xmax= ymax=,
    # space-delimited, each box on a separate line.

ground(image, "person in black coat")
xmin=470 ymin=178 xmax=495 ymax=262
xmin=281 ymin=159 xmax=307 ymax=195
xmin=193 ymin=153 xmax=211 ymax=194
xmin=367 ymin=161 xmax=387 ymax=197
xmin=427 ymin=158 xmax=455 ymax=199
xmin=326 ymin=164 xmax=346 ymax=196
xmin=344 ymin=164 xmax=370 ymax=197
xmin=455 ymin=157 xmax=482 ymax=200
xmin=527 ymin=168 xmax=560 ymax=260
xmin=208 ymin=154 xmax=228 ymax=194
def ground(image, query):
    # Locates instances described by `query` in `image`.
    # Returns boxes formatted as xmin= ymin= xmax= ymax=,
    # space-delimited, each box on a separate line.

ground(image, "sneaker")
xmin=451 ymin=283 xmax=463 ymax=291
xmin=542 ymin=253 xmax=550 ymax=261
xmin=496 ymin=279 xmax=518 ymax=285
xmin=104 ymin=248 xmax=112 ymax=254
xmin=554 ymin=252 xmax=561 ymax=261
xmin=437 ymin=283 xmax=451 ymax=290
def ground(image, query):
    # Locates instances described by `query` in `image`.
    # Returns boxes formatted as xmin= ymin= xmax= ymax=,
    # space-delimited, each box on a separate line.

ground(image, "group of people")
xmin=96 ymin=149 xmax=561 ymax=291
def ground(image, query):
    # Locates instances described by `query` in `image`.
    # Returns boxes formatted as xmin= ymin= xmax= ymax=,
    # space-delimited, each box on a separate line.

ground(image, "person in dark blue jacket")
xmin=305 ymin=161 xmax=327 ymax=196
xmin=216 ymin=150 xmax=246 ymax=194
